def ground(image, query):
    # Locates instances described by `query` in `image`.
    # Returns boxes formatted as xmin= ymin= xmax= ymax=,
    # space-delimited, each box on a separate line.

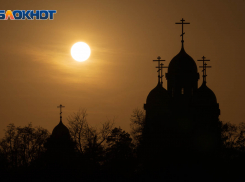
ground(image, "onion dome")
xmin=52 ymin=121 xmax=71 ymax=139
xmin=192 ymin=82 xmax=217 ymax=105
xmin=146 ymin=82 xmax=170 ymax=106
xmin=168 ymin=47 xmax=198 ymax=74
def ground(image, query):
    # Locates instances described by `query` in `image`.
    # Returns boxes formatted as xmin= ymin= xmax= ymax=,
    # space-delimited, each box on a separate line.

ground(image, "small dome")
xmin=146 ymin=82 xmax=170 ymax=106
xmin=168 ymin=47 xmax=197 ymax=74
xmin=192 ymin=82 xmax=217 ymax=105
xmin=52 ymin=121 xmax=71 ymax=139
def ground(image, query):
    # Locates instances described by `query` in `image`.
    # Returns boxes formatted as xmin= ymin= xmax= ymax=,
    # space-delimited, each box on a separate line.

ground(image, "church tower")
xmin=164 ymin=19 xmax=201 ymax=154
xmin=142 ymin=19 xmax=221 ymax=160
xmin=51 ymin=104 xmax=71 ymax=140
xmin=165 ymin=19 xmax=199 ymax=107
xmin=45 ymin=105 xmax=75 ymax=163
xmin=41 ymin=105 xmax=78 ymax=181
xmin=142 ymin=57 xmax=172 ymax=169
xmin=192 ymin=57 xmax=221 ymax=154
xmin=144 ymin=57 xmax=171 ymax=133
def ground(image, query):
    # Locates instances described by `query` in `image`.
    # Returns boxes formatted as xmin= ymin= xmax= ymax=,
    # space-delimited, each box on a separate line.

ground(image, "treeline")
xmin=0 ymin=109 xmax=245 ymax=181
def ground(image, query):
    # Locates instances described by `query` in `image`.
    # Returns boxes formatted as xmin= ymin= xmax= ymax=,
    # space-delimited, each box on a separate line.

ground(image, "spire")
xmin=198 ymin=56 xmax=212 ymax=84
xmin=175 ymin=18 xmax=190 ymax=48
xmin=57 ymin=104 xmax=65 ymax=123
xmin=153 ymin=56 xmax=168 ymax=85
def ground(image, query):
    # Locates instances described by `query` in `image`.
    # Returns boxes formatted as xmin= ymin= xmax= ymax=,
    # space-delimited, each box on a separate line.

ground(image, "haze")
xmin=0 ymin=0 xmax=244 ymax=137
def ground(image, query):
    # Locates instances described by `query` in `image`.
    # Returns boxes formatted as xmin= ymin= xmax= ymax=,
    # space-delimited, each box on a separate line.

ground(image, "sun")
xmin=71 ymin=42 xmax=91 ymax=62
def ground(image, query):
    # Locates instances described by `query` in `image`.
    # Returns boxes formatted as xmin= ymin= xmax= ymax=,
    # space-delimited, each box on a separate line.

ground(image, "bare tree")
xmin=236 ymin=122 xmax=245 ymax=151
xmin=221 ymin=121 xmax=245 ymax=151
xmin=67 ymin=109 xmax=114 ymax=153
xmin=0 ymin=123 xmax=50 ymax=168
xmin=130 ymin=108 xmax=145 ymax=146
xmin=67 ymin=109 xmax=88 ymax=153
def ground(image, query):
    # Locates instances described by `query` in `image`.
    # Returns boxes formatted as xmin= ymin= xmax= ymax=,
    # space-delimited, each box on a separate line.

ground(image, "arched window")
xmin=181 ymin=88 xmax=184 ymax=94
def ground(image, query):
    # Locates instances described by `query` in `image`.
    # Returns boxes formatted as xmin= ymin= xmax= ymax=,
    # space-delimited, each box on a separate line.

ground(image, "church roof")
xmin=52 ymin=121 xmax=71 ymax=139
xmin=192 ymin=82 xmax=217 ymax=105
xmin=168 ymin=47 xmax=198 ymax=74
xmin=146 ymin=82 xmax=170 ymax=106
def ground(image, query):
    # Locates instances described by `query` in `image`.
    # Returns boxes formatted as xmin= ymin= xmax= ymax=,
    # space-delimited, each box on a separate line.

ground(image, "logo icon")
xmin=0 ymin=10 xmax=57 ymax=20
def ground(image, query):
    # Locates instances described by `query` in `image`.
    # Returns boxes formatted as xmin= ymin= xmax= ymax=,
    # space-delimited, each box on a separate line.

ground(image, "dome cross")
xmin=198 ymin=56 xmax=212 ymax=84
xmin=153 ymin=56 xmax=167 ymax=84
xmin=175 ymin=18 xmax=190 ymax=48
xmin=57 ymin=104 xmax=65 ymax=123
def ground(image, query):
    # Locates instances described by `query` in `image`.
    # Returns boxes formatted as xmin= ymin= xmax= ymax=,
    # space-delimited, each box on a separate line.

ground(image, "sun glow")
xmin=71 ymin=42 xmax=91 ymax=62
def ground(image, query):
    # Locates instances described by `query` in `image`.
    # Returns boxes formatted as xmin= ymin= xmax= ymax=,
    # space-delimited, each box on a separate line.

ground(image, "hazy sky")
xmin=0 ymin=0 xmax=245 ymax=137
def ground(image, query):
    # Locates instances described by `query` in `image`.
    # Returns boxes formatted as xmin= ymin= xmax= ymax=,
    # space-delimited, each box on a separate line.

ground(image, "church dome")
xmin=52 ymin=121 xmax=71 ymax=139
xmin=168 ymin=47 xmax=197 ymax=74
xmin=146 ymin=82 xmax=170 ymax=106
xmin=192 ymin=82 xmax=217 ymax=105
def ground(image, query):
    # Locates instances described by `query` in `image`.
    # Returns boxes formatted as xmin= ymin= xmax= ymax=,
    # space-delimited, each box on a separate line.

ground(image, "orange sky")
xmin=0 ymin=0 xmax=245 ymax=137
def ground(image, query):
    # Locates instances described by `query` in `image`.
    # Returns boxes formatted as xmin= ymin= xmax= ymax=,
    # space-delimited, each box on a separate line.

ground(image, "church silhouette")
xmin=42 ymin=19 xmax=223 ymax=182
xmin=142 ymin=19 xmax=221 ymax=168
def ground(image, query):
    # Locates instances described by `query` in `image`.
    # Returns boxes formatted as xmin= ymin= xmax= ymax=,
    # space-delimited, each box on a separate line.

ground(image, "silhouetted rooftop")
xmin=168 ymin=47 xmax=197 ymax=74
xmin=52 ymin=121 xmax=70 ymax=139
xmin=192 ymin=82 xmax=217 ymax=105
xmin=146 ymin=82 xmax=170 ymax=106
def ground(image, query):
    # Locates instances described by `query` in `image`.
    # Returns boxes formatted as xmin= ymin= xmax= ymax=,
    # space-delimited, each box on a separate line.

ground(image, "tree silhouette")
xmin=0 ymin=123 xmax=49 ymax=168
xmin=103 ymin=127 xmax=135 ymax=181
xmin=67 ymin=109 xmax=88 ymax=153
xmin=2 ymin=109 xmax=245 ymax=182
xmin=220 ymin=121 xmax=245 ymax=150
xmin=67 ymin=109 xmax=114 ymax=154
xmin=130 ymin=108 xmax=145 ymax=147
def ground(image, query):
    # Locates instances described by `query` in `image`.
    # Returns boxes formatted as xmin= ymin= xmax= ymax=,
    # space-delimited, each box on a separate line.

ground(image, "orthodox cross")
xmin=156 ymin=63 xmax=168 ymax=85
xmin=57 ymin=104 xmax=65 ymax=122
xmin=198 ymin=56 xmax=211 ymax=83
xmin=175 ymin=18 xmax=190 ymax=48
xmin=153 ymin=56 xmax=167 ymax=84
